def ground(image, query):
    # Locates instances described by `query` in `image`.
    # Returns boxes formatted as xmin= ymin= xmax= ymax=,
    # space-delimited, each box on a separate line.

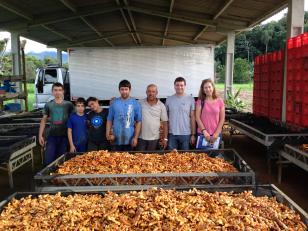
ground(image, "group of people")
xmin=39 ymin=77 xmax=225 ymax=165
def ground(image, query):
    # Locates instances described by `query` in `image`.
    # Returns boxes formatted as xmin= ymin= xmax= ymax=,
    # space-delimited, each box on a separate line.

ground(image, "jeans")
xmin=113 ymin=145 xmax=132 ymax=151
xmin=137 ymin=138 xmax=159 ymax=151
xmin=87 ymin=141 xmax=110 ymax=151
xmin=44 ymin=136 xmax=68 ymax=166
xmin=167 ymin=134 xmax=191 ymax=150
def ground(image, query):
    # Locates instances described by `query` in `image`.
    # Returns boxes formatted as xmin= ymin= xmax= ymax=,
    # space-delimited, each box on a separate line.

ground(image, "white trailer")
xmin=34 ymin=45 xmax=214 ymax=107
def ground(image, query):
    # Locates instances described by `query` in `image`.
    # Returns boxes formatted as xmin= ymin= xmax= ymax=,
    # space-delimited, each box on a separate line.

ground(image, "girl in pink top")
xmin=195 ymin=79 xmax=225 ymax=144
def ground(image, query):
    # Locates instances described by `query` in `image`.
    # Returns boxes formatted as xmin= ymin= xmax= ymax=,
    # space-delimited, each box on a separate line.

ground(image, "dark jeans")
xmin=75 ymin=143 xmax=87 ymax=152
xmin=44 ymin=136 xmax=68 ymax=166
xmin=113 ymin=145 xmax=132 ymax=151
xmin=87 ymin=141 xmax=110 ymax=151
xmin=167 ymin=134 xmax=191 ymax=150
xmin=137 ymin=138 xmax=159 ymax=151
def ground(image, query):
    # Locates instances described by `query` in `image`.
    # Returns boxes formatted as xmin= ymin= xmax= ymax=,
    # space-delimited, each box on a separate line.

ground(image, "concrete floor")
xmin=0 ymin=135 xmax=307 ymax=212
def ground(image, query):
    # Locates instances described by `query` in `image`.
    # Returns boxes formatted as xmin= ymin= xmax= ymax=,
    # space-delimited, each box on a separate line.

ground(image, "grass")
xmin=27 ymin=83 xmax=35 ymax=111
xmin=216 ymin=82 xmax=253 ymax=91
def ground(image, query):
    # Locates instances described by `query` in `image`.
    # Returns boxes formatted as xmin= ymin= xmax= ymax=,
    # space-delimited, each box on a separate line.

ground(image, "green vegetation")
xmin=224 ymin=88 xmax=246 ymax=111
xmin=216 ymin=82 xmax=253 ymax=91
xmin=27 ymin=83 xmax=35 ymax=111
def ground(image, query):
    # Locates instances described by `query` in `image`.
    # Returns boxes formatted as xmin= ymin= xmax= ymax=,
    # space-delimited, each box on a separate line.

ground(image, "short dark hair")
xmin=174 ymin=77 xmax=186 ymax=85
xmin=119 ymin=79 xmax=131 ymax=90
xmin=52 ymin=82 xmax=64 ymax=90
xmin=86 ymin=96 xmax=98 ymax=105
xmin=76 ymin=97 xmax=86 ymax=106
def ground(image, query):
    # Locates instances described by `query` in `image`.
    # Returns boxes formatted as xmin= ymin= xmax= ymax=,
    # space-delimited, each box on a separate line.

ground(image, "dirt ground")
xmin=0 ymin=132 xmax=307 ymax=213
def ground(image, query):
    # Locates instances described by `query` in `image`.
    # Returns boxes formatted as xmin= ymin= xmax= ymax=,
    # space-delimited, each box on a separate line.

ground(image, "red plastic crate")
xmin=294 ymin=113 xmax=302 ymax=125
xmin=301 ymin=116 xmax=308 ymax=127
xmin=294 ymin=90 xmax=302 ymax=101
xmin=286 ymin=99 xmax=294 ymax=112
xmin=294 ymin=71 xmax=301 ymax=81
xmin=269 ymin=108 xmax=282 ymax=120
xmin=270 ymin=90 xmax=282 ymax=100
xmin=302 ymin=103 xmax=308 ymax=114
xmin=302 ymin=69 xmax=308 ymax=81
xmin=270 ymin=81 xmax=282 ymax=88
xmin=301 ymin=32 xmax=308 ymax=57
xmin=287 ymin=59 xmax=294 ymax=71
xmin=302 ymin=80 xmax=308 ymax=92
xmin=286 ymin=113 xmax=294 ymax=123
xmin=293 ymin=59 xmax=303 ymax=70
xmin=302 ymin=95 xmax=308 ymax=104
xmin=254 ymin=56 xmax=261 ymax=65
xmin=303 ymin=57 xmax=308 ymax=70
xmin=294 ymin=36 xmax=302 ymax=59
xmin=287 ymin=70 xmax=294 ymax=80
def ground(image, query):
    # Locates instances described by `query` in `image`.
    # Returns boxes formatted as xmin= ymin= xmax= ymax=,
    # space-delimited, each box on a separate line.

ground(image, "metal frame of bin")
xmin=0 ymin=123 xmax=40 ymax=132
xmin=0 ymin=136 xmax=36 ymax=188
xmin=34 ymin=149 xmax=255 ymax=192
xmin=229 ymin=119 xmax=308 ymax=173
xmin=0 ymin=184 xmax=307 ymax=227
xmin=277 ymin=144 xmax=308 ymax=183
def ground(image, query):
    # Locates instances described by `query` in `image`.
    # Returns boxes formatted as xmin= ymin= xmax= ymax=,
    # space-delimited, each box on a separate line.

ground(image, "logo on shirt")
xmin=125 ymin=104 xmax=133 ymax=128
xmin=91 ymin=116 xmax=103 ymax=128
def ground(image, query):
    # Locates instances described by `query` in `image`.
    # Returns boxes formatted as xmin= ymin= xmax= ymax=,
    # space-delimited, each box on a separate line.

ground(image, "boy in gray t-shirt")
xmin=165 ymin=77 xmax=196 ymax=150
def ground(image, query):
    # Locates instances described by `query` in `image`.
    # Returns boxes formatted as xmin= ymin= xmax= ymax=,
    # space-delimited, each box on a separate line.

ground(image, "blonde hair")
xmin=198 ymin=79 xmax=217 ymax=100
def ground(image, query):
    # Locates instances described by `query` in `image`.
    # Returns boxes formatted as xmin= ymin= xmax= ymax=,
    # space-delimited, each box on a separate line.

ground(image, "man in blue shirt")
xmin=106 ymin=80 xmax=142 ymax=151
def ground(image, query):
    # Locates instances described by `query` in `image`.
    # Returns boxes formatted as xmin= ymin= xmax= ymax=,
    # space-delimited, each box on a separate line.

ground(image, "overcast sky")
xmin=0 ymin=1 xmax=307 ymax=53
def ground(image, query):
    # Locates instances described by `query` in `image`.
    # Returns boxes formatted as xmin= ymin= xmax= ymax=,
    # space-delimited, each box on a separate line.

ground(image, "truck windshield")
xmin=44 ymin=69 xmax=57 ymax=84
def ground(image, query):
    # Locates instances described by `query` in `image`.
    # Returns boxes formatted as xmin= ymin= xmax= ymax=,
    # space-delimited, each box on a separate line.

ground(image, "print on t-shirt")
xmin=91 ymin=116 xmax=103 ymax=128
xmin=52 ymin=107 xmax=64 ymax=125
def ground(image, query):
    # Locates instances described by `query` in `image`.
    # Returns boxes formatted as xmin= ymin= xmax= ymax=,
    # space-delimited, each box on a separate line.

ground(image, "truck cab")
xmin=34 ymin=65 xmax=70 ymax=109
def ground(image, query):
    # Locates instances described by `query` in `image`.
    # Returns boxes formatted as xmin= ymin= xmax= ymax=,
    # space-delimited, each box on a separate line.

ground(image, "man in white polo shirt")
xmin=137 ymin=84 xmax=168 ymax=150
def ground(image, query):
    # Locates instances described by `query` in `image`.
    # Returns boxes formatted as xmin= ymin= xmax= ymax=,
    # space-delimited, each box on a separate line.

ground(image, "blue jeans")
xmin=113 ymin=145 xmax=132 ymax=151
xmin=168 ymin=134 xmax=191 ymax=150
xmin=44 ymin=136 xmax=68 ymax=166
xmin=75 ymin=142 xmax=88 ymax=152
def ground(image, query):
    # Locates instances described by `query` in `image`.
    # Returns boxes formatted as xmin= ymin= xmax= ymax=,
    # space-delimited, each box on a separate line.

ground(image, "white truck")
xmin=34 ymin=45 xmax=214 ymax=108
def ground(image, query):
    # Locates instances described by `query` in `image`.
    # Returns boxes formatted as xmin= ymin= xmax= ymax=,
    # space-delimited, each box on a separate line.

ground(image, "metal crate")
xmin=0 ymin=136 xmax=36 ymax=188
xmin=277 ymin=144 xmax=308 ymax=183
xmin=34 ymin=149 xmax=255 ymax=192
xmin=0 ymin=124 xmax=40 ymax=136
xmin=229 ymin=119 xmax=308 ymax=173
xmin=0 ymin=184 xmax=307 ymax=227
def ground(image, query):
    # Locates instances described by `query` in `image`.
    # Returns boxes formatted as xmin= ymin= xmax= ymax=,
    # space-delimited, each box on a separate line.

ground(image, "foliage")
xmin=217 ymin=58 xmax=252 ymax=83
xmin=224 ymin=88 xmax=246 ymax=111
xmin=234 ymin=58 xmax=252 ymax=83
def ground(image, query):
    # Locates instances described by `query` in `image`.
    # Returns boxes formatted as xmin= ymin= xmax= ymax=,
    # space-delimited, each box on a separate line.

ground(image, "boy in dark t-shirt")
xmin=67 ymin=97 xmax=88 ymax=152
xmin=86 ymin=97 xmax=109 ymax=151
xmin=39 ymin=82 xmax=74 ymax=165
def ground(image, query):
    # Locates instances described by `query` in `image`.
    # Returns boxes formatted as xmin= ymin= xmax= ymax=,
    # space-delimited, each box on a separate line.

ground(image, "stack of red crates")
xmin=253 ymin=50 xmax=284 ymax=120
xmin=269 ymin=50 xmax=284 ymax=120
xmin=253 ymin=32 xmax=308 ymax=128
xmin=260 ymin=54 xmax=270 ymax=117
xmin=286 ymin=32 xmax=308 ymax=127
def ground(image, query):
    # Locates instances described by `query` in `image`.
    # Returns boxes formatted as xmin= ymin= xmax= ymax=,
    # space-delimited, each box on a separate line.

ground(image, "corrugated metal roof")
xmin=0 ymin=0 xmax=288 ymax=48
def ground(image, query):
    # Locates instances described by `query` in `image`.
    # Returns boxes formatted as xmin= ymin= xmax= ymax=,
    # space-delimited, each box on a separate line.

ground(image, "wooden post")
xmin=21 ymin=47 xmax=29 ymax=112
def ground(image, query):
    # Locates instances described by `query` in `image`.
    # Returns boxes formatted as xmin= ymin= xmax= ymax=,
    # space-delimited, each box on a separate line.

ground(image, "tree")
xmin=218 ymin=58 xmax=251 ymax=84
xmin=233 ymin=58 xmax=252 ymax=83
xmin=260 ymin=25 xmax=274 ymax=53
xmin=25 ymin=56 xmax=43 ymax=82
